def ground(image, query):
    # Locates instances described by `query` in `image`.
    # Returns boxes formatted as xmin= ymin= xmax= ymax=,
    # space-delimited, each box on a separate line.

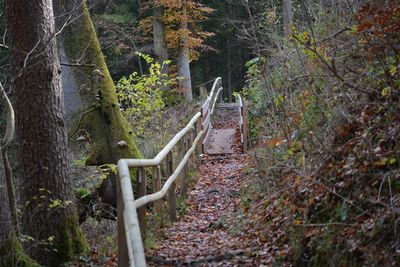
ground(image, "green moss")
xmin=46 ymin=215 xmax=88 ymax=266
xmin=61 ymin=1 xmax=142 ymax=165
xmin=0 ymin=234 xmax=40 ymax=267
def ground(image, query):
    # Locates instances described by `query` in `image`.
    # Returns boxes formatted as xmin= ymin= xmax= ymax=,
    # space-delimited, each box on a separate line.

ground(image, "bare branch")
xmin=0 ymin=81 xmax=19 ymax=236
xmin=0 ymin=82 xmax=15 ymax=148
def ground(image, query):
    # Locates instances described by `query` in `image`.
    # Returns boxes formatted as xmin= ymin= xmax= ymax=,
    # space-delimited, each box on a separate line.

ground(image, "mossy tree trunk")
xmin=55 ymin=0 xmax=141 ymax=165
xmin=6 ymin=0 xmax=87 ymax=265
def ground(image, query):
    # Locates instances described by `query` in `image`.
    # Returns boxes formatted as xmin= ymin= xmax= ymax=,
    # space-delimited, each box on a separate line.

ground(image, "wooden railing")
xmin=116 ymin=77 xmax=223 ymax=267
xmin=237 ymin=94 xmax=249 ymax=153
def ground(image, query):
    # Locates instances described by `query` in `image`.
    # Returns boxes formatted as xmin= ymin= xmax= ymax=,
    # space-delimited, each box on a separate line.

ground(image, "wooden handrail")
xmin=117 ymin=77 xmax=223 ymax=267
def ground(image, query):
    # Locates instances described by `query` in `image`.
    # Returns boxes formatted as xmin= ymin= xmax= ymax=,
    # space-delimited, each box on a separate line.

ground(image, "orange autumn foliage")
xmin=137 ymin=0 xmax=215 ymax=61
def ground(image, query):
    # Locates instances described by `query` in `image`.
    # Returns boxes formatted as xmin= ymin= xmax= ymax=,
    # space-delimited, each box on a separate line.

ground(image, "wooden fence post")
xmin=196 ymin=114 xmax=203 ymax=156
xmin=243 ymin=99 xmax=249 ymax=152
xmin=137 ymin=167 xmax=146 ymax=240
xmin=179 ymin=135 xmax=188 ymax=197
xmin=167 ymin=152 xmax=177 ymax=221
xmin=152 ymin=165 xmax=162 ymax=215
xmin=117 ymin=173 xmax=129 ymax=267
xmin=185 ymin=135 xmax=190 ymax=192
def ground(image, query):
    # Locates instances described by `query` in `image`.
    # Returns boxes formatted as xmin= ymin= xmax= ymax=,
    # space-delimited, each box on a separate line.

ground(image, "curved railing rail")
xmin=117 ymin=77 xmax=223 ymax=267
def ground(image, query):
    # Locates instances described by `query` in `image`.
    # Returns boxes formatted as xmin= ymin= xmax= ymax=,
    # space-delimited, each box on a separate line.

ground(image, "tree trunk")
xmin=177 ymin=0 xmax=193 ymax=102
xmin=6 ymin=0 xmax=87 ymax=265
xmin=55 ymin=0 xmax=141 ymax=165
xmin=226 ymin=25 xmax=232 ymax=103
xmin=283 ymin=0 xmax=293 ymax=38
xmin=153 ymin=4 xmax=170 ymax=91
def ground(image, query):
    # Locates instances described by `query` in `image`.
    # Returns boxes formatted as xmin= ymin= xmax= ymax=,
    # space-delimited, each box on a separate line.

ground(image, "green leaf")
xmin=381 ymin=87 xmax=392 ymax=97
xmin=350 ymin=25 xmax=358 ymax=34
xmin=49 ymin=199 xmax=62 ymax=209
xmin=389 ymin=158 xmax=397 ymax=165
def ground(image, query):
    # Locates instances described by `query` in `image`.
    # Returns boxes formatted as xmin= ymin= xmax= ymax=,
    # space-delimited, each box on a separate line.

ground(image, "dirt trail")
xmin=147 ymin=106 xmax=271 ymax=266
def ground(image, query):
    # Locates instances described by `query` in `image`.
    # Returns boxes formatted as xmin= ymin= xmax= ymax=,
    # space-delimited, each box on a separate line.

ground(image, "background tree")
xmin=137 ymin=0 xmax=214 ymax=100
xmin=283 ymin=0 xmax=293 ymax=37
xmin=177 ymin=0 xmax=193 ymax=101
xmin=6 ymin=0 xmax=86 ymax=264
xmin=153 ymin=3 xmax=170 ymax=91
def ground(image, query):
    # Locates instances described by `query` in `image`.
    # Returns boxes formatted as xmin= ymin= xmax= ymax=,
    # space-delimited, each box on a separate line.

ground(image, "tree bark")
xmin=0 ymin=168 xmax=13 ymax=262
xmin=55 ymin=0 xmax=141 ymax=165
xmin=6 ymin=0 xmax=87 ymax=265
xmin=153 ymin=4 xmax=170 ymax=91
xmin=177 ymin=0 xmax=193 ymax=102
xmin=283 ymin=0 xmax=293 ymax=38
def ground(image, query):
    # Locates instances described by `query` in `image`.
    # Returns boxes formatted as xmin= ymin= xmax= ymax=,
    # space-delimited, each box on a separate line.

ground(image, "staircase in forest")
xmin=116 ymin=77 xmax=249 ymax=267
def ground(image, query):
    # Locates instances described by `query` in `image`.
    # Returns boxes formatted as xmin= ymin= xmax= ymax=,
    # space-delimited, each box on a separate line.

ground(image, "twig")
xmin=1 ymin=28 xmax=7 ymax=49
xmin=55 ymin=1 xmax=86 ymax=37
xmin=68 ymin=104 xmax=99 ymax=140
xmin=286 ymin=74 xmax=331 ymax=83
xmin=60 ymin=62 xmax=95 ymax=68
xmin=195 ymin=78 xmax=219 ymax=88
xmin=369 ymin=198 xmax=400 ymax=216
xmin=317 ymin=27 xmax=351 ymax=44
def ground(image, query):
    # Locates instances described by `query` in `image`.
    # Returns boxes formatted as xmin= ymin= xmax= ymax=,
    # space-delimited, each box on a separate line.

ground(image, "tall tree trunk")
xmin=177 ymin=0 xmax=193 ymax=102
xmin=6 ymin=0 xmax=87 ymax=265
xmin=226 ymin=21 xmax=232 ymax=103
xmin=283 ymin=0 xmax=293 ymax=37
xmin=153 ymin=4 xmax=169 ymax=91
xmin=55 ymin=0 xmax=141 ymax=165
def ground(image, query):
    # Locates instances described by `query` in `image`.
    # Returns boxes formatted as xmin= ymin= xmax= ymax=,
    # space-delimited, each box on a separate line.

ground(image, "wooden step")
xmin=205 ymin=128 xmax=236 ymax=155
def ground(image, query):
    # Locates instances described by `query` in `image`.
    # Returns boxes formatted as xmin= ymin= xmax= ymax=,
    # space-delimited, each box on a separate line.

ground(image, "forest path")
xmin=147 ymin=105 xmax=270 ymax=266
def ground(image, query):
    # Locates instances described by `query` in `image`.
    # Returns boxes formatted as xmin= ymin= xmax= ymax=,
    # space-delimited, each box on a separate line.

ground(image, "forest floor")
xmin=146 ymin=106 xmax=274 ymax=266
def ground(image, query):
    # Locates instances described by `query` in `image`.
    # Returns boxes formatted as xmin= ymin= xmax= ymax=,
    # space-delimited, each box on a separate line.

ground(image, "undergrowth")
xmin=242 ymin=1 xmax=400 ymax=266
